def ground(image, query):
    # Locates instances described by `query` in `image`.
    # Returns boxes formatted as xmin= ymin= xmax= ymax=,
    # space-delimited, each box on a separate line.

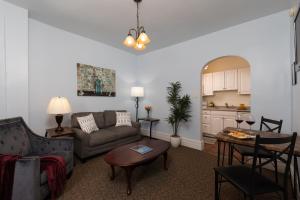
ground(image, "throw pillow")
xmin=77 ymin=114 xmax=99 ymax=134
xmin=115 ymin=112 xmax=132 ymax=127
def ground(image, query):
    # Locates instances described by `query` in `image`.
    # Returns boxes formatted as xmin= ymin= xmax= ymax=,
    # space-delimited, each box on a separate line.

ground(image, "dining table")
xmin=216 ymin=127 xmax=300 ymax=198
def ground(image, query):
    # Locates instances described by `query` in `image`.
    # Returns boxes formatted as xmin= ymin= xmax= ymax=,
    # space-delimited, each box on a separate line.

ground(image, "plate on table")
xmin=228 ymin=131 xmax=256 ymax=140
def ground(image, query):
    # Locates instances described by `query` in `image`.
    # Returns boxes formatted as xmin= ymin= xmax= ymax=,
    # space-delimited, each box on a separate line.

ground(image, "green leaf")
xmin=166 ymin=81 xmax=192 ymax=136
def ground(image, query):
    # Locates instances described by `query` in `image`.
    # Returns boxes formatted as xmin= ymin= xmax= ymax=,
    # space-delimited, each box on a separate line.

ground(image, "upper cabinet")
xmin=212 ymin=69 xmax=237 ymax=91
xmin=202 ymin=68 xmax=249 ymax=96
xmin=202 ymin=73 xmax=213 ymax=96
xmin=224 ymin=69 xmax=238 ymax=90
xmin=212 ymin=71 xmax=225 ymax=91
xmin=238 ymin=68 xmax=251 ymax=95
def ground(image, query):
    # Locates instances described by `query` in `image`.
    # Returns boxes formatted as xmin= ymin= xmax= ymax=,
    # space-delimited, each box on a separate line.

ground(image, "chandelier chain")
xmin=136 ymin=1 xmax=140 ymax=36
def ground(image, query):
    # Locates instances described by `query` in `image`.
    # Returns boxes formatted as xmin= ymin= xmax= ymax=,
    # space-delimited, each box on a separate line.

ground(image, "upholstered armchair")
xmin=0 ymin=117 xmax=74 ymax=200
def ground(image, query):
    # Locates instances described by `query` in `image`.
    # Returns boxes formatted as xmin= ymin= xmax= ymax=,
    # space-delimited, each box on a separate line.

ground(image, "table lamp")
xmin=131 ymin=87 xmax=144 ymax=122
xmin=47 ymin=96 xmax=72 ymax=132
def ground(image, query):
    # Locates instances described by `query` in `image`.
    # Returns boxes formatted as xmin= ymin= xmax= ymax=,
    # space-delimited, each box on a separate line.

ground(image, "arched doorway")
xmin=200 ymin=56 xmax=251 ymax=144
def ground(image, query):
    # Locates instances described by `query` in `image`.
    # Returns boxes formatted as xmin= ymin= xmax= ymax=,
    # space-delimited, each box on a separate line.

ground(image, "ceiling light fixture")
xmin=123 ymin=0 xmax=150 ymax=51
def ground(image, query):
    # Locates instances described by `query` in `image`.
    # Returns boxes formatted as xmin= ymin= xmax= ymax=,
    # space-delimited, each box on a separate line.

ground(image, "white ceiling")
xmin=5 ymin=0 xmax=293 ymax=54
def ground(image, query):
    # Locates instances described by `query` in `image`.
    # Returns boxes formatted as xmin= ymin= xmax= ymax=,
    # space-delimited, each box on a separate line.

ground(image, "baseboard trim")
xmin=141 ymin=129 xmax=204 ymax=151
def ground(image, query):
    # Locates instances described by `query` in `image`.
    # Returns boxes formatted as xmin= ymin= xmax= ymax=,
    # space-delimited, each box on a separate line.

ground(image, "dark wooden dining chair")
xmin=259 ymin=116 xmax=283 ymax=133
xmin=232 ymin=116 xmax=283 ymax=182
xmin=215 ymin=132 xmax=297 ymax=200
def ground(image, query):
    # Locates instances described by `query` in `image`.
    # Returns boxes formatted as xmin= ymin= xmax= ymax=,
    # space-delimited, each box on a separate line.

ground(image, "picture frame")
xmin=77 ymin=63 xmax=116 ymax=97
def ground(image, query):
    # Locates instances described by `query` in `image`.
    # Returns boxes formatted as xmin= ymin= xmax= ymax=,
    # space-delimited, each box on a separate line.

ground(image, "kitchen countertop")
xmin=202 ymin=106 xmax=250 ymax=112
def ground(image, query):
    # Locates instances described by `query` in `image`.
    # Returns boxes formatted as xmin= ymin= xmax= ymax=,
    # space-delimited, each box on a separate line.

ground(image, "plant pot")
xmin=170 ymin=136 xmax=181 ymax=148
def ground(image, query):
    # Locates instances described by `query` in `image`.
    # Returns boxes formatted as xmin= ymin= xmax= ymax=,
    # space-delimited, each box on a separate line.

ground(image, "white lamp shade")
xmin=47 ymin=97 xmax=72 ymax=115
xmin=131 ymin=87 xmax=144 ymax=97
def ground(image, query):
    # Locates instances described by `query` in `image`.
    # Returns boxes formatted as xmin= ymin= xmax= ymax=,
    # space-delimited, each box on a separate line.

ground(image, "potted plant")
xmin=166 ymin=81 xmax=191 ymax=148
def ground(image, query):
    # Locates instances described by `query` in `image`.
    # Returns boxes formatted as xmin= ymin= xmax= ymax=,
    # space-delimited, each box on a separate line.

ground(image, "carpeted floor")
xmin=59 ymin=145 xmax=292 ymax=200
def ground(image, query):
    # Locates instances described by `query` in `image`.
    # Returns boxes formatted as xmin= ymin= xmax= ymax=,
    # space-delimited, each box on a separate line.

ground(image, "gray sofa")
xmin=0 ymin=117 xmax=74 ymax=200
xmin=71 ymin=110 xmax=142 ymax=162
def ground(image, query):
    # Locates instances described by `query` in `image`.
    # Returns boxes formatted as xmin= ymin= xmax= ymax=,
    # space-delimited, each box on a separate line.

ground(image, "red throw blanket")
xmin=40 ymin=155 xmax=67 ymax=200
xmin=0 ymin=155 xmax=21 ymax=200
xmin=0 ymin=154 xmax=66 ymax=200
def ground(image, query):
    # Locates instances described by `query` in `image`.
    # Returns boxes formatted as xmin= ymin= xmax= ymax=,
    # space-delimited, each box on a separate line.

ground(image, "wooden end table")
xmin=45 ymin=127 xmax=75 ymax=138
xmin=138 ymin=117 xmax=160 ymax=139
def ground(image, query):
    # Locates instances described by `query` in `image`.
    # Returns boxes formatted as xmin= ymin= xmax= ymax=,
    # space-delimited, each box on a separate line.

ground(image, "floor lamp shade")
xmin=47 ymin=97 xmax=72 ymax=132
xmin=131 ymin=87 xmax=144 ymax=97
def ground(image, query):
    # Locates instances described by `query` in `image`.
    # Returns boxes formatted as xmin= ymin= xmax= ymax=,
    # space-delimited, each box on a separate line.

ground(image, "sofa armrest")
xmin=131 ymin=122 xmax=141 ymax=129
xmin=73 ymin=128 xmax=89 ymax=146
xmin=12 ymin=157 xmax=40 ymax=200
xmin=30 ymin=134 xmax=74 ymax=155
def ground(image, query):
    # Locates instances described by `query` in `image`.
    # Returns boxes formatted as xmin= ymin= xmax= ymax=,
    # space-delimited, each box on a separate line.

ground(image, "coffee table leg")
xmin=125 ymin=167 xmax=132 ymax=195
xmin=110 ymin=165 xmax=115 ymax=180
xmin=163 ymin=152 xmax=168 ymax=170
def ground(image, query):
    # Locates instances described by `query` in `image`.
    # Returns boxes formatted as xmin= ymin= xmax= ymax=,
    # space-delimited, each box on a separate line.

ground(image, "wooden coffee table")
xmin=104 ymin=139 xmax=170 ymax=195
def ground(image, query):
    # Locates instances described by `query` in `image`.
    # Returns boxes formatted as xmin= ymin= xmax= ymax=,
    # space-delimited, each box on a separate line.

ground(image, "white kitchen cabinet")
xmin=225 ymin=70 xmax=238 ymax=90
xmin=213 ymin=70 xmax=238 ymax=91
xmin=209 ymin=111 xmax=239 ymax=135
xmin=202 ymin=114 xmax=211 ymax=124
xmin=211 ymin=116 xmax=224 ymax=135
xmin=212 ymin=71 xmax=225 ymax=91
xmin=223 ymin=117 xmax=237 ymax=129
xmin=238 ymin=68 xmax=251 ymax=95
xmin=202 ymin=73 xmax=213 ymax=96
xmin=202 ymin=110 xmax=211 ymax=134
xmin=202 ymin=123 xmax=211 ymax=134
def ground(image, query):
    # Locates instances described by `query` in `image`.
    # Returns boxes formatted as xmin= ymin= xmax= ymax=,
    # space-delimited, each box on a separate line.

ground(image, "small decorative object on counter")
xmin=208 ymin=101 xmax=215 ymax=107
xmin=225 ymin=102 xmax=229 ymax=108
xmin=238 ymin=104 xmax=247 ymax=110
xmin=144 ymin=105 xmax=151 ymax=118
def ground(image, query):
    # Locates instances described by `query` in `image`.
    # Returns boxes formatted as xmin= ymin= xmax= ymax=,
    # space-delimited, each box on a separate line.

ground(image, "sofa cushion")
xmin=104 ymin=110 xmax=127 ymax=127
xmin=107 ymin=126 xmax=139 ymax=139
xmin=88 ymin=130 xmax=119 ymax=147
xmin=72 ymin=112 xmax=105 ymax=129
xmin=116 ymin=112 xmax=132 ymax=127
xmin=103 ymin=111 xmax=116 ymax=127
xmin=93 ymin=112 xmax=105 ymax=128
xmin=0 ymin=121 xmax=31 ymax=156
xmin=71 ymin=112 xmax=92 ymax=128
xmin=77 ymin=114 xmax=99 ymax=134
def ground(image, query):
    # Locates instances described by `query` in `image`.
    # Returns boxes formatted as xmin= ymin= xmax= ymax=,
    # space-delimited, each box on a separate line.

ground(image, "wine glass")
xmin=246 ymin=115 xmax=255 ymax=133
xmin=235 ymin=113 xmax=243 ymax=130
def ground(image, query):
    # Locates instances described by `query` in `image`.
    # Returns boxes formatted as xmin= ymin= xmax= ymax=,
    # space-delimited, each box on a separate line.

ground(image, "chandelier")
xmin=123 ymin=0 xmax=150 ymax=51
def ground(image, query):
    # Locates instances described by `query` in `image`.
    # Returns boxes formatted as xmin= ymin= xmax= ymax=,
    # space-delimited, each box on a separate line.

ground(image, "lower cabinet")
xmin=223 ymin=117 xmax=237 ymax=129
xmin=202 ymin=110 xmax=250 ymax=136
xmin=211 ymin=116 xmax=223 ymax=135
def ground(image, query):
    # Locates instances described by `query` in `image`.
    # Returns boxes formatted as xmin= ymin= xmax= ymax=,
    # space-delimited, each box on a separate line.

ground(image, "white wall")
xmin=29 ymin=19 xmax=137 ymax=134
xmin=203 ymin=91 xmax=251 ymax=107
xmin=136 ymin=11 xmax=292 ymax=142
xmin=292 ymin=3 xmax=300 ymax=135
xmin=0 ymin=1 xmax=28 ymax=122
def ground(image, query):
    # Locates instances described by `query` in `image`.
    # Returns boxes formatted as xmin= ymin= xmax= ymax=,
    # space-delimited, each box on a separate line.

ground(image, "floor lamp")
xmin=131 ymin=87 xmax=144 ymax=122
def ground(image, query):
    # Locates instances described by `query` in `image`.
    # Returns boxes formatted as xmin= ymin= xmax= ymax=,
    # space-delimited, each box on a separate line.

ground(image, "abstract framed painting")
xmin=77 ymin=63 xmax=116 ymax=97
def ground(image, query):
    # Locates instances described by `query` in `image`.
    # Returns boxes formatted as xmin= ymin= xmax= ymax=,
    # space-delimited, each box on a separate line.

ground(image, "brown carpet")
xmin=59 ymin=146 xmax=292 ymax=200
